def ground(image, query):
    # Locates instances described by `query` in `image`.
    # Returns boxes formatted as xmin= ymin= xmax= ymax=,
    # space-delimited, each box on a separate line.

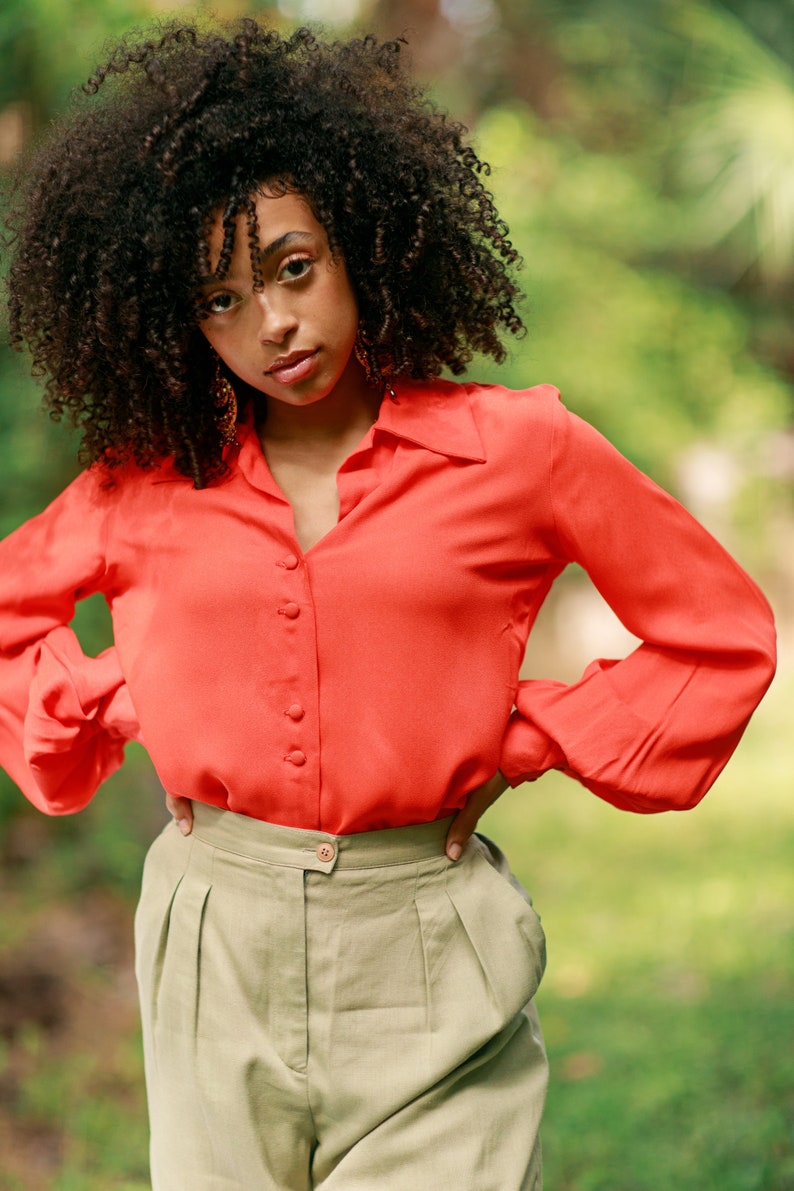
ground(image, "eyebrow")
xmin=201 ymin=230 xmax=316 ymax=286
xmin=261 ymin=230 xmax=315 ymax=261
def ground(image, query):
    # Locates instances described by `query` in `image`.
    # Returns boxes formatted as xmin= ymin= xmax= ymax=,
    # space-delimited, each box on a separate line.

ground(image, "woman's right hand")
xmin=166 ymin=793 xmax=193 ymax=835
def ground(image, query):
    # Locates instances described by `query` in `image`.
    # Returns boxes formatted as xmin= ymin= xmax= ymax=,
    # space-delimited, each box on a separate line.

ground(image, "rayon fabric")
xmin=0 ymin=381 xmax=776 ymax=828
xmin=135 ymin=804 xmax=548 ymax=1190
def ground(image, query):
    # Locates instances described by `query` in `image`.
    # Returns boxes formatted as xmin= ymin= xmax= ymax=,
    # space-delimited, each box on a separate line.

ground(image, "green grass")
xmin=481 ymin=670 xmax=794 ymax=1191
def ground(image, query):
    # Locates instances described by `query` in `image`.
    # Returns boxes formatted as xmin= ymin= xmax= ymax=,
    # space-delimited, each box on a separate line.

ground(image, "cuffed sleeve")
xmin=0 ymin=467 xmax=139 ymax=814
xmin=499 ymin=692 xmax=568 ymax=783
xmin=500 ymin=397 xmax=777 ymax=812
xmin=23 ymin=626 xmax=141 ymax=812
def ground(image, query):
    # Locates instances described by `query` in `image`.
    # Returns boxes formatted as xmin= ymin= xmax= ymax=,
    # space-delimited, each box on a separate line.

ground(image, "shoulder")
xmin=89 ymin=451 xmax=196 ymax=497
xmin=393 ymin=377 xmax=582 ymax=467
xmin=457 ymin=380 xmax=625 ymax=467
xmin=400 ymin=378 xmax=621 ymax=472
xmin=402 ymin=377 xmax=565 ymax=425
xmin=455 ymin=378 xmax=566 ymax=461
xmin=460 ymin=379 xmax=562 ymax=427
xmin=459 ymin=379 xmax=562 ymax=411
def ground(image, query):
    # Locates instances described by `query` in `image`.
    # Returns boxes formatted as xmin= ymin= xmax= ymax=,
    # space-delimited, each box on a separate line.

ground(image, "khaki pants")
xmin=135 ymin=804 xmax=548 ymax=1189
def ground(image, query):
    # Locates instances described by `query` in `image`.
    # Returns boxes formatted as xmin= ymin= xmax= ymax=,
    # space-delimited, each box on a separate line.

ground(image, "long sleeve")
xmin=0 ymin=468 xmax=140 ymax=814
xmin=499 ymin=398 xmax=777 ymax=812
xmin=1 ymin=379 xmax=775 ymax=831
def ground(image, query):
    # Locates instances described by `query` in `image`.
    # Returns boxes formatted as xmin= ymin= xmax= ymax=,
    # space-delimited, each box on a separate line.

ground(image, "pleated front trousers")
xmin=134 ymin=803 xmax=549 ymax=1190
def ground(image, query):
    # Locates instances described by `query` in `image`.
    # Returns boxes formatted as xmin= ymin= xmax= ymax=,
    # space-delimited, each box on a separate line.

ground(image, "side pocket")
xmin=471 ymin=834 xmax=547 ymax=973
xmin=444 ymin=835 xmax=546 ymax=1022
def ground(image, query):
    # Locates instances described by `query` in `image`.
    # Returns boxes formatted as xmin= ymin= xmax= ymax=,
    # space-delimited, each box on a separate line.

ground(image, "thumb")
xmin=166 ymin=793 xmax=194 ymax=836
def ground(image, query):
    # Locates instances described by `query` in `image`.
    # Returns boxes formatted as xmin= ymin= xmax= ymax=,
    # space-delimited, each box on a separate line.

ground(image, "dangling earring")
xmin=354 ymin=326 xmax=378 ymax=386
xmin=354 ymin=325 xmax=397 ymax=400
xmin=212 ymin=358 xmax=238 ymax=445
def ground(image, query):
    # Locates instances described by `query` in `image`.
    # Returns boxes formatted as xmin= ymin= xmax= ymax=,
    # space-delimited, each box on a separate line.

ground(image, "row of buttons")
xmin=278 ymin=554 xmax=307 ymax=768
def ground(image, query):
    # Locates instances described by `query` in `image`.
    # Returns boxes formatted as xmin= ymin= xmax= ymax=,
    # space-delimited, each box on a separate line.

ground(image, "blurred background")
xmin=0 ymin=1 xmax=792 ymax=1188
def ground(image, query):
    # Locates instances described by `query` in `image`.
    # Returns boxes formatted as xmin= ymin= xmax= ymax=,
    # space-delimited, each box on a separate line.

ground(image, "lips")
xmin=265 ymin=349 xmax=319 ymax=385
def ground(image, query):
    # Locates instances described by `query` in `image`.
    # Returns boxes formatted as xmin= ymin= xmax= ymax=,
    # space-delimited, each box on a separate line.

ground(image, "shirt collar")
xmin=228 ymin=377 xmax=487 ymax=472
xmin=374 ymin=378 xmax=486 ymax=462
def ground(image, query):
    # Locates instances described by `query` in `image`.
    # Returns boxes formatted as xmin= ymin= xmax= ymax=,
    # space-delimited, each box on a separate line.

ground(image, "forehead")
xmin=205 ymin=189 xmax=326 ymax=258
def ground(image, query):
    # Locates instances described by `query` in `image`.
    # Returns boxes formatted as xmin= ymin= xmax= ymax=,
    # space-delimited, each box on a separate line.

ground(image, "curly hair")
xmin=5 ymin=19 xmax=524 ymax=486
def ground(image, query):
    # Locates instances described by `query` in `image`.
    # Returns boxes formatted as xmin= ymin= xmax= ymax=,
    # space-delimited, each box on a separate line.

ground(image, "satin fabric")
xmin=0 ymin=380 xmax=776 ymax=829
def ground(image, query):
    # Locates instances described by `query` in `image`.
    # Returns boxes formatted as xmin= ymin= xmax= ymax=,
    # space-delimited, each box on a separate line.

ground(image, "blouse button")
xmin=286 ymin=704 xmax=305 ymax=721
xmin=280 ymin=602 xmax=300 ymax=619
xmin=286 ymin=749 xmax=307 ymax=766
xmin=280 ymin=554 xmax=300 ymax=570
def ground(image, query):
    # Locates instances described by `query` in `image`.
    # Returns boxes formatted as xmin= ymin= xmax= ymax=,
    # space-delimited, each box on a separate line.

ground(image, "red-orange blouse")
xmin=0 ymin=381 xmax=776 ymax=831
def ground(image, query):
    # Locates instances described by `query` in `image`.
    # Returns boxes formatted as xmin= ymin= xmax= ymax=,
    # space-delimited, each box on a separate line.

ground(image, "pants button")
xmin=316 ymin=842 xmax=335 ymax=862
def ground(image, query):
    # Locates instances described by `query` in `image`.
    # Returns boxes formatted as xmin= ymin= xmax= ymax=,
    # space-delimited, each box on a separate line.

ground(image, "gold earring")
xmin=354 ymin=327 xmax=377 ymax=386
xmin=212 ymin=359 xmax=238 ymax=445
xmin=355 ymin=326 xmax=397 ymax=398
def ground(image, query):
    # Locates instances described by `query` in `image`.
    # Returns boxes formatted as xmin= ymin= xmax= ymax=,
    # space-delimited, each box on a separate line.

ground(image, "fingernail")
xmin=178 ymin=819 xmax=191 ymax=836
xmin=447 ymin=843 xmax=462 ymax=862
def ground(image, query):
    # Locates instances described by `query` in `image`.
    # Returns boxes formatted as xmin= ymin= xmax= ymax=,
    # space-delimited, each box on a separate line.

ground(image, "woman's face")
xmin=198 ymin=189 xmax=364 ymax=409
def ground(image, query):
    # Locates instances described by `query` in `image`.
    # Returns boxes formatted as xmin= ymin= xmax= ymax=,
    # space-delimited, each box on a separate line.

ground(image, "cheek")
xmin=198 ymin=321 xmax=220 ymax=353
xmin=325 ymin=263 xmax=359 ymax=330
xmin=333 ymin=286 xmax=360 ymax=341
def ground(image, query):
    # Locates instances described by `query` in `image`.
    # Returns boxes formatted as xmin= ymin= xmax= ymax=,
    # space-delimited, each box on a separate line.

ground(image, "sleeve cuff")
xmin=22 ymin=626 xmax=140 ymax=811
xmin=499 ymin=707 xmax=567 ymax=786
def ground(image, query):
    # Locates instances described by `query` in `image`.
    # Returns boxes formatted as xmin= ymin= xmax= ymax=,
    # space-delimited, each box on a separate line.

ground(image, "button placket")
xmin=276 ymin=553 xmax=310 ymax=771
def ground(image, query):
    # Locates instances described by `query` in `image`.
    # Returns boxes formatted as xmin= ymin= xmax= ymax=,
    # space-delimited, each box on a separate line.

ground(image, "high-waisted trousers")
xmin=134 ymin=803 xmax=549 ymax=1190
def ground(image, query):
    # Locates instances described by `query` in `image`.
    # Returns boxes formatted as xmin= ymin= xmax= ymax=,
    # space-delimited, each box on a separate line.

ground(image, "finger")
xmin=445 ymin=771 xmax=508 ymax=861
xmin=445 ymin=809 xmax=478 ymax=862
xmin=445 ymin=790 xmax=489 ymax=861
xmin=165 ymin=793 xmax=194 ymax=836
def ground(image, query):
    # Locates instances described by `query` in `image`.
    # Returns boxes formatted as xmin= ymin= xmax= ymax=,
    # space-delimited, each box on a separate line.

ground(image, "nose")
xmin=255 ymin=290 xmax=298 ymax=345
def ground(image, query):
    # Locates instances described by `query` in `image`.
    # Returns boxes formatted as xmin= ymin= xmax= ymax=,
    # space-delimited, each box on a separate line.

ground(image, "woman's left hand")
xmin=445 ymin=770 xmax=509 ymax=861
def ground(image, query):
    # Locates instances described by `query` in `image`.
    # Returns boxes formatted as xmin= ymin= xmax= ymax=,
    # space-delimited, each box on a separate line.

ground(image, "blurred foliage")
xmin=0 ymin=0 xmax=791 ymax=849
xmin=0 ymin=0 xmax=790 ymax=832
xmin=0 ymin=1 xmax=792 ymax=1185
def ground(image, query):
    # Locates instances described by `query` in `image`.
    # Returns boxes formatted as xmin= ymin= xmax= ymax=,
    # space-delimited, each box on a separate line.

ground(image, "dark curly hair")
xmin=5 ymin=19 xmax=524 ymax=486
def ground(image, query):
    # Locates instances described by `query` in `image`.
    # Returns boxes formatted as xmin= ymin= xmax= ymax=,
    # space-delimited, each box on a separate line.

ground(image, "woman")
xmin=0 ymin=21 xmax=776 ymax=1189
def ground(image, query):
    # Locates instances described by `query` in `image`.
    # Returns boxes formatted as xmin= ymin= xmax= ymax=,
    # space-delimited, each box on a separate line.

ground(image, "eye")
xmin=279 ymin=255 xmax=313 ymax=282
xmin=202 ymin=291 xmax=240 ymax=315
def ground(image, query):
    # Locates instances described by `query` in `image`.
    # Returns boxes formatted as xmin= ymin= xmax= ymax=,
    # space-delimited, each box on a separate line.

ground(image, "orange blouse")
xmin=0 ymin=381 xmax=776 ymax=832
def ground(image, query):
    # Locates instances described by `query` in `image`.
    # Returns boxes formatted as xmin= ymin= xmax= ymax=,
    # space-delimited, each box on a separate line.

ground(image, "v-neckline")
xmin=249 ymin=416 xmax=381 ymax=556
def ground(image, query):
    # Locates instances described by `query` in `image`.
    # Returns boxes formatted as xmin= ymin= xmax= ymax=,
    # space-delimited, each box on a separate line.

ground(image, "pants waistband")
xmin=190 ymin=802 xmax=454 ymax=873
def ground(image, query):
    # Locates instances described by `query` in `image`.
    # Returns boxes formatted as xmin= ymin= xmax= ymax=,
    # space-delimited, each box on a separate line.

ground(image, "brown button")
xmin=316 ymin=842 xmax=335 ymax=862
xmin=286 ymin=703 xmax=305 ymax=721
xmin=280 ymin=602 xmax=300 ymax=619
xmin=280 ymin=554 xmax=300 ymax=570
xmin=286 ymin=750 xmax=306 ymax=766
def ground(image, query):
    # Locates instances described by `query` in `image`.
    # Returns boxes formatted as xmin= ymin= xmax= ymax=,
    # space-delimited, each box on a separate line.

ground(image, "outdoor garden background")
xmin=0 ymin=1 xmax=792 ymax=1187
